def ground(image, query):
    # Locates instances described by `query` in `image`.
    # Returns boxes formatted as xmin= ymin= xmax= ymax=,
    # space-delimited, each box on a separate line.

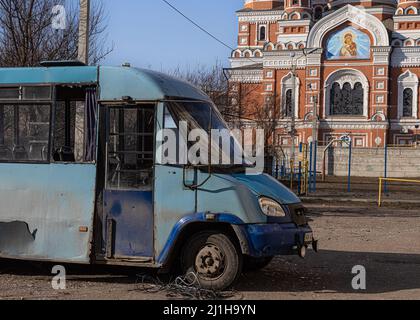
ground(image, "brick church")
xmin=228 ymin=0 xmax=420 ymax=147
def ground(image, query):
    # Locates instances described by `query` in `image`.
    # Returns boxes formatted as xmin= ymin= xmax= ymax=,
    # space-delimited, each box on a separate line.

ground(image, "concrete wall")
xmin=279 ymin=147 xmax=420 ymax=178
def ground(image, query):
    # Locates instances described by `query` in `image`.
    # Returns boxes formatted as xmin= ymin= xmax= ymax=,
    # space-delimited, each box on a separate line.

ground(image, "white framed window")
xmin=266 ymin=70 xmax=273 ymax=78
xmin=281 ymin=72 xmax=300 ymax=118
xmin=398 ymin=70 xmax=418 ymax=119
xmin=308 ymin=82 xmax=317 ymax=90
xmin=309 ymin=68 xmax=318 ymax=77
xmin=258 ymin=25 xmax=267 ymax=41
xmin=324 ymin=69 xmax=369 ymax=117
xmin=240 ymin=37 xmax=248 ymax=45
xmin=376 ymin=81 xmax=385 ymax=90
xmin=265 ymin=84 xmax=273 ymax=92
xmin=240 ymin=24 xmax=248 ymax=32
xmin=376 ymin=67 xmax=385 ymax=76
xmin=376 ymin=95 xmax=385 ymax=104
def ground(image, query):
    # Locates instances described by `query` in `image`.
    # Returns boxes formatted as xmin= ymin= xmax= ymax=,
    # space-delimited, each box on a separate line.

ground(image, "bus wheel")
xmin=243 ymin=256 xmax=274 ymax=272
xmin=180 ymin=231 xmax=242 ymax=291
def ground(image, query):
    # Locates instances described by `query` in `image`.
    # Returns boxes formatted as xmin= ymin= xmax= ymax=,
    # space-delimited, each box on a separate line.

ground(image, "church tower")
xmin=244 ymin=0 xmax=283 ymax=10
xmin=283 ymin=0 xmax=312 ymax=19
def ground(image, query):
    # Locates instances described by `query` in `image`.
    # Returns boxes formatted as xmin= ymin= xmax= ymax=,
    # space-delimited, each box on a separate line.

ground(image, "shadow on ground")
xmin=237 ymin=250 xmax=420 ymax=295
xmin=1 ymin=249 xmax=420 ymax=297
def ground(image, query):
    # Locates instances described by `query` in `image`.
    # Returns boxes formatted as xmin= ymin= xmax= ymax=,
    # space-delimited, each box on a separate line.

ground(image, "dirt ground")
xmin=1 ymin=200 xmax=419 ymax=300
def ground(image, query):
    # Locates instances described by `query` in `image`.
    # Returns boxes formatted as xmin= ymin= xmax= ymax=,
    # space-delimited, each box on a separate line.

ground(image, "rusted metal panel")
xmin=0 ymin=163 xmax=96 ymax=263
xmin=153 ymin=165 xmax=197 ymax=258
xmin=103 ymin=190 xmax=154 ymax=258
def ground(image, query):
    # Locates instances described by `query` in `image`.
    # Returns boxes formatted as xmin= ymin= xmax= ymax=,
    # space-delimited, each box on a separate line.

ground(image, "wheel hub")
xmin=195 ymin=244 xmax=225 ymax=277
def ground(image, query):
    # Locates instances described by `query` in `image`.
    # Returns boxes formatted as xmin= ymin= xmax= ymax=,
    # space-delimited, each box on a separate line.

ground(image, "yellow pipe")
xmin=378 ymin=178 xmax=383 ymax=207
xmin=378 ymin=177 xmax=420 ymax=207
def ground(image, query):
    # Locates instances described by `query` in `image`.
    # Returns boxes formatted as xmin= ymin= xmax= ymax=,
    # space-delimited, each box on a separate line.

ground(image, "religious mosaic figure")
xmin=340 ymin=32 xmax=358 ymax=57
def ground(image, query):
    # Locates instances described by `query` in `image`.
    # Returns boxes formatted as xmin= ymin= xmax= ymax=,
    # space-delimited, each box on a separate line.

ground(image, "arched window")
xmin=398 ymin=70 xmax=418 ymax=119
xmin=284 ymin=89 xmax=293 ymax=117
xmin=330 ymin=82 xmax=364 ymax=115
xmin=353 ymin=83 xmax=364 ymax=114
xmin=258 ymin=26 xmax=266 ymax=41
xmin=314 ymin=7 xmax=323 ymax=20
xmin=403 ymin=88 xmax=413 ymax=117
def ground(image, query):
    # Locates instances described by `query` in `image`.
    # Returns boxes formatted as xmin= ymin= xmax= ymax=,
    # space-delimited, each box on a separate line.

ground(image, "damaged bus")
xmin=0 ymin=62 xmax=317 ymax=290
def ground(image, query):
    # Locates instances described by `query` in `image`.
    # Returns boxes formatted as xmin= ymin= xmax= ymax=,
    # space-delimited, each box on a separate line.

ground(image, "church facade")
xmin=229 ymin=0 xmax=420 ymax=147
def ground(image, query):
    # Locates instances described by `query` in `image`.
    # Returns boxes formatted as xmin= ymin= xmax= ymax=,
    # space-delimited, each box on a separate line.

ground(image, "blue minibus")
xmin=0 ymin=62 xmax=317 ymax=290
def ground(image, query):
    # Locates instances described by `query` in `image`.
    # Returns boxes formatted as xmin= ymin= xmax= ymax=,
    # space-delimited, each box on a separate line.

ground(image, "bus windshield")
xmin=163 ymin=100 xmax=248 ymax=170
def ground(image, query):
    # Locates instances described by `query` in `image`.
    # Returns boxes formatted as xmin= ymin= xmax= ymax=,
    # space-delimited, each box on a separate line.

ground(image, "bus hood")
xmin=233 ymin=173 xmax=301 ymax=205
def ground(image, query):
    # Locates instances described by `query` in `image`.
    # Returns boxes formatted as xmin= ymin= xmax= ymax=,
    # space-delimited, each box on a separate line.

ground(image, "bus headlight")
xmin=258 ymin=197 xmax=287 ymax=217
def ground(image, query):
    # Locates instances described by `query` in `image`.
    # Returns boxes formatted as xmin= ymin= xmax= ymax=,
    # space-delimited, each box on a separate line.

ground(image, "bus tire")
xmin=180 ymin=231 xmax=242 ymax=291
xmin=243 ymin=256 xmax=274 ymax=272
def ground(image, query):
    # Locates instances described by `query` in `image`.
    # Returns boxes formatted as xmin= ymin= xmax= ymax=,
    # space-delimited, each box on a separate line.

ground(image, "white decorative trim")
xmin=277 ymin=34 xmax=309 ymax=43
xmin=278 ymin=19 xmax=312 ymax=27
xmin=307 ymin=5 xmax=390 ymax=48
xmin=391 ymin=47 xmax=420 ymax=67
xmin=404 ymin=38 xmax=415 ymax=47
xmin=228 ymin=69 xmax=264 ymax=83
xmin=398 ymin=70 xmax=419 ymax=119
xmin=393 ymin=15 xmax=420 ymax=23
xmin=371 ymin=111 xmax=387 ymax=122
xmin=330 ymin=0 xmax=396 ymax=7
xmin=372 ymin=46 xmax=392 ymax=65
xmin=318 ymin=121 xmax=388 ymax=130
xmin=324 ymin=68 xmax=370 ymax=118
xmin=405 ymin=6 xmax=419 ymax=15
xmin=229 ymin=57 xmax=263 ymax=69
xmin=237 ymin=11 xmax=284 ymax=24
xmin=281 ymin=72 xmax=300 ymax=118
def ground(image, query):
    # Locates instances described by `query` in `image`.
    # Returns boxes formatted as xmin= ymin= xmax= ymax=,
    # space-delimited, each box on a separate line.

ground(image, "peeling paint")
xmin=0 ymin=221 xmax=37 ymax=254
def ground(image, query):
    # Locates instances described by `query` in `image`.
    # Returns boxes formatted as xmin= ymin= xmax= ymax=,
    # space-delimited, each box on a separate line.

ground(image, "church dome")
xmin=244 ymin=0 xmax=283 ymax=10
xmin=396 ymin=0 xmax=420 ymax=15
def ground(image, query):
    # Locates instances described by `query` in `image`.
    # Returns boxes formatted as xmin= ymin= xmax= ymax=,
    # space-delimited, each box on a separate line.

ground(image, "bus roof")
xmin=0 ymin=65 xmax=210 ymax=102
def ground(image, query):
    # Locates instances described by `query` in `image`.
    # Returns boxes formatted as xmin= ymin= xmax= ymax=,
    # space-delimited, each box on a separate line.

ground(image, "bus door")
xmin=103 ymin=104 xmax=155 ymax=260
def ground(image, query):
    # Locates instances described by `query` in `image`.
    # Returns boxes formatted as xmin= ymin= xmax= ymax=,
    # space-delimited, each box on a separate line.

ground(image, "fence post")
xmin=313 ymin=141 xmax=317 ymax=193
xmin=384 ymin=144 xmax=388 ymax=194
xmin=309 ymin=142 xmax=313 ymax=193
xmin=348 ymin=141 xmax=352 ymax=193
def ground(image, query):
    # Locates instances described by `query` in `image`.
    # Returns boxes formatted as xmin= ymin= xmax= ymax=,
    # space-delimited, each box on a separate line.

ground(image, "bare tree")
xmin=169 ymin=61 xmax=229 ymax=113
xmin=0 ymin=0 xmax=112 ymax=67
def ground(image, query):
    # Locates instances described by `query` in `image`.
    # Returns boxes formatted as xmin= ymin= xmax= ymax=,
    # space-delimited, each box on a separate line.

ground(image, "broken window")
xmin=107 ymin=105 xmax=155 ymax=190
xmin=53 ymin=86 xmax=97 ymax=163
xmin=0 ymin=104 xmax=51 ymax=161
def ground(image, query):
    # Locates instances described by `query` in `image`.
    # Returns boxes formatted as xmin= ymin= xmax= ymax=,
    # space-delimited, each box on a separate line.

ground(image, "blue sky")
xmin=103 ymin=0 xmax=243 ymax=71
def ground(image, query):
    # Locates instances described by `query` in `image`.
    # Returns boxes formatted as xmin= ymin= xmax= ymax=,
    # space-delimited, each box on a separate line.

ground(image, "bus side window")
xmin=0 ymin=104 xmax=51 ymax=162
xmin=53 ymin=101 xmax=81 ymax=162
xmin=53 ymin=86 xmax=97 ymax=163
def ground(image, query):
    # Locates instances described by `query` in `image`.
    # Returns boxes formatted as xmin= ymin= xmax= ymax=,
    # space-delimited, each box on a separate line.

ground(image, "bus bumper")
xmin=237 ymin=223 xmax=318 ymax=258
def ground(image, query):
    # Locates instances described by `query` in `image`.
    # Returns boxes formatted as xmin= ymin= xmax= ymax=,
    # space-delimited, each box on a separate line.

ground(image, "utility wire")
xmin=161 ymin=0 xmax=235 ymax=51
xmin=161 ymin=0 xmax=259 ymax=65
